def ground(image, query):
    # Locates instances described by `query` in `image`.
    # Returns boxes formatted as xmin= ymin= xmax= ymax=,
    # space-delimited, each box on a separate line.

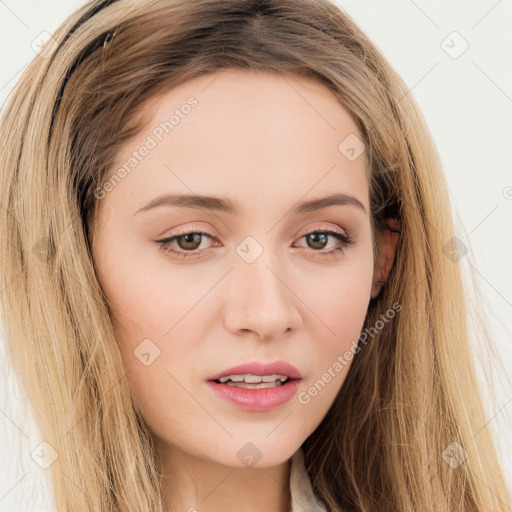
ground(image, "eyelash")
xmin=156 ymin=227 xmax=355 ymax=260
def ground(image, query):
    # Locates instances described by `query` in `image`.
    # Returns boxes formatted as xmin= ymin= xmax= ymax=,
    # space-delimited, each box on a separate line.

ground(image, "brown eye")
xmin=294 ymin=228 xmax=355 ymax=257
xmin=156 ymin=227 xmax=355 ymax=260
xmin=175 ymin=233 xmax=203 ymax=251
xmin=305 ymin=232 xmax=329 ymax=250
xmin=157 ymin=231 xmax=216 ymax=259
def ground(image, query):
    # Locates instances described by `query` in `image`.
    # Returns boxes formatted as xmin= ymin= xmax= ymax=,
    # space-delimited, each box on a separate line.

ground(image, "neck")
xmin=155 ymin=440 xmax=292 ymax=512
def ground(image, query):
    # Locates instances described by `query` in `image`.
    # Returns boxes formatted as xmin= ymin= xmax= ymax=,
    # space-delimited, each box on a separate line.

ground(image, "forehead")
xmin=101 ymin=69 xmax=369 ymax=218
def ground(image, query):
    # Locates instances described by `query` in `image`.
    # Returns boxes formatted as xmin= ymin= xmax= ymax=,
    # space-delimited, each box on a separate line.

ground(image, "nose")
xmin=222 ymin=249 xmax=303 ymax=341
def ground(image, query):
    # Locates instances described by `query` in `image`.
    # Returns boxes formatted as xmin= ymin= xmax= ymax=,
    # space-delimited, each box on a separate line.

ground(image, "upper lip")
xmin=207 ymin=361 xmax=303 ymax=381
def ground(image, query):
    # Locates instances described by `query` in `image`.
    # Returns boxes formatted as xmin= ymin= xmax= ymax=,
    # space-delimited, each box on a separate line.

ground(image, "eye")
xmin=157 ymin=229 xmax=219 ymax=259
xmin=156 ymin=226 xmax=355 ymax=259
xmin=293 ymin=227 xmax=355 ymax=257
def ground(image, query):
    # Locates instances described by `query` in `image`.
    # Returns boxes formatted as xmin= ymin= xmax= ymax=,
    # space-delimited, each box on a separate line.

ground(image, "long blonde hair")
xmin=0 ymin=0 xmax=510 ymax=510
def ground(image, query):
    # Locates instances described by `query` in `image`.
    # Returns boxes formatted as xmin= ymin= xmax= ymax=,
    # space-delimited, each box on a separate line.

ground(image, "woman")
xmin=0 ymin=0 xmax=509 ymax=511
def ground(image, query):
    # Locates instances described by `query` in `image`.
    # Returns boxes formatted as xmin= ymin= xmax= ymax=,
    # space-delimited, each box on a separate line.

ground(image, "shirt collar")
xmin=289 ymin=447 xmax=328 ymax=512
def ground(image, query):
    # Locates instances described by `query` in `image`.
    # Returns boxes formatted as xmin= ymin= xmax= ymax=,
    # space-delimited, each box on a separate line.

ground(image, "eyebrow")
xmin=134 ymin=192 xmax=367 ymax=216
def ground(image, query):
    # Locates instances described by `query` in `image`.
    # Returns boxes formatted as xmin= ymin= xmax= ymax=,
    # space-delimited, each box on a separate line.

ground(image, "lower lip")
xmin=206 ymin=379 xmax=301 ymax=411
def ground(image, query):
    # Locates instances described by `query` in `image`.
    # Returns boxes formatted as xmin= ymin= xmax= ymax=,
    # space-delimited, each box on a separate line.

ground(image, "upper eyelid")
xmin=160 ymin=222 xmax=349 ymax=239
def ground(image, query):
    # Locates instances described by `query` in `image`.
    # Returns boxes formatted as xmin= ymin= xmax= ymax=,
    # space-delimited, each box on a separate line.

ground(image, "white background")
xmin=1 ymin=1 xmax=511 ymax=510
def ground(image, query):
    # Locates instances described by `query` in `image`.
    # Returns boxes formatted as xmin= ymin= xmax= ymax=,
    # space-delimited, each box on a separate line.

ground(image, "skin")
xmin=89 ymin=69 xmax=398 ymax=512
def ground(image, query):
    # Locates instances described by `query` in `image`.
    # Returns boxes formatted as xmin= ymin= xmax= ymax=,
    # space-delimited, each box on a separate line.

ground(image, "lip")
xmin=206 ymin=361 xmax=303 ymax=381
xmin=205 ymin=361 xmax=303 ymax=412
xmin=206 ymin=378 xmax=301 ymax=411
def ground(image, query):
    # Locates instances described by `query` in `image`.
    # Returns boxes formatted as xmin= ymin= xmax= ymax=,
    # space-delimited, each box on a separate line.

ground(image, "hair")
xmin=0 ymin=0 xmax=510 ymax=510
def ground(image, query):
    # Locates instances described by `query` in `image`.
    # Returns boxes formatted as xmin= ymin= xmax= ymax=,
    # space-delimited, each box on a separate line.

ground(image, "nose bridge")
xmin=223 ymin=236 xmax=301 ymax=337
xmin=238 ymin=238 xmax=290 ymax=306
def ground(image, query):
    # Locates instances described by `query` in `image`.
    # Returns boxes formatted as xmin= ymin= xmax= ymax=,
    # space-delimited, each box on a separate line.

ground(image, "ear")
xmin=370 ymin=218 xmax=401 ymax=299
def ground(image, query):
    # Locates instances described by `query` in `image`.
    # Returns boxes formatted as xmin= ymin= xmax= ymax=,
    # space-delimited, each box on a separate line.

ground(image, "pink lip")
xmin=206 ymin=379 xmax=301 ymax=411
xmin=205 ymin=361 xmax=303 ymax=412
xmin=206 ymin=361 xmax=303 ymax=381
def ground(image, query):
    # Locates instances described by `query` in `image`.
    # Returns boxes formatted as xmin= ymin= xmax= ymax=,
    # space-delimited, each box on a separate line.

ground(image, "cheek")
xmin=91 ymin=236 xmax=212 ymax=424
xmin=93 ymin=232 xmax=182 ymax=336
xmin=325 ymin=269 xmax=372 ymax=340
xmin=302 ymin=248 xmax=374 ymax=344
xmin=295 ymin=252 xmax=374 ymax=407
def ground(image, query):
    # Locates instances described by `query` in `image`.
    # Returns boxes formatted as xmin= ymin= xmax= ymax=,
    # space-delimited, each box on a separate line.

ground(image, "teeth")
xmin=218 ymin=374 xmax=288 ymax=384
xmin=225 ymin=380 xmax=284 ymax=389
xmin=262 ymin=375 xmax=288 ymax=383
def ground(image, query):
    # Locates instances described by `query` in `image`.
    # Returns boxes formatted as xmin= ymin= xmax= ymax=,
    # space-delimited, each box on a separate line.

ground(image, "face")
xmin=90 ymin=69 xmax=374 ymax=469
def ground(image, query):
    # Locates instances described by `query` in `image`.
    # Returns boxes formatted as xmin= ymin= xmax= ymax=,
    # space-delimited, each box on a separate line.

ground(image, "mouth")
xmin=206 ymin=360 xmax=303 ymax=382
xmin=211 ymin=375 xmax=297 ymax=389
xmin=205 ymin=361 xmax=304 ymax=411
xmin=206 ymin=373 xmax=303 ymax=411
